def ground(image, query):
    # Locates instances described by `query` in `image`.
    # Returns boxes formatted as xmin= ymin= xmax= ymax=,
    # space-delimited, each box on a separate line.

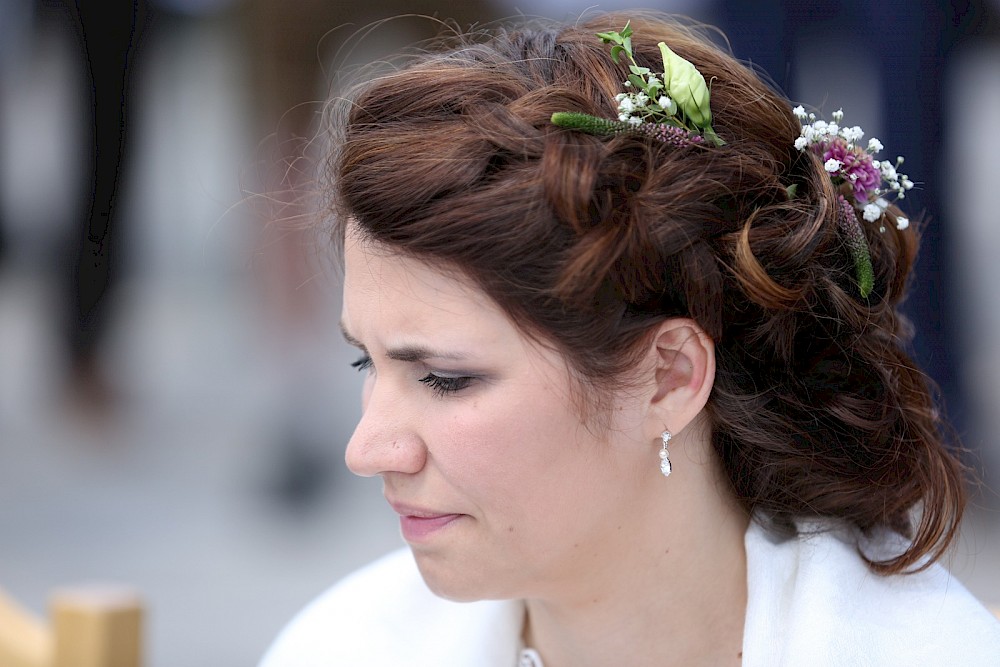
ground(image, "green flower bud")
xmin=550 ymin=112 xmax=624 ymax=137
xmin=658 ymin=42 xmax=712 ymax=128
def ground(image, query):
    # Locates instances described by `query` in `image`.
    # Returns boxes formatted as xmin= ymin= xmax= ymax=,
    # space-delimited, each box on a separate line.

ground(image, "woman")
xmin=260 ymin=11 xmax=1000 ymax=666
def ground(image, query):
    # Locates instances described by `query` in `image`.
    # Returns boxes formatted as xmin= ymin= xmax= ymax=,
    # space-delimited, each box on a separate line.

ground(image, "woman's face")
xmin=340 ymin=231 xmax=657 ymax=602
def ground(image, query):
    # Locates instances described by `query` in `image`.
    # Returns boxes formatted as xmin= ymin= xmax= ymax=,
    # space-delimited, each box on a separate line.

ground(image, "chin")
xmin=411 ymin=549 xmax=511 ymax=602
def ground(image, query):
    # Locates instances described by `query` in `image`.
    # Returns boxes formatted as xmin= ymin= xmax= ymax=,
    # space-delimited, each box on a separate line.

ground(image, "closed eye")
xmin=418 ymin=373 xmax=475 ymax=397
xmin=351 ymin=353 xmax=476 ymax=396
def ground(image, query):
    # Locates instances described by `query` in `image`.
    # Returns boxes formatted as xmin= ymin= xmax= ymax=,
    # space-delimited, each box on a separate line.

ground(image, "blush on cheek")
xmin=447 ymin=414 xmax=526 ymax=481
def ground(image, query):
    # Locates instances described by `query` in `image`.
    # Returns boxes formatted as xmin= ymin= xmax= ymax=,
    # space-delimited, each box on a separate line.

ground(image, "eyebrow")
xmin=339 ymin=321 xmax=469 ymax=362
xmin=339 ymin=322 xmax=364 ymax=349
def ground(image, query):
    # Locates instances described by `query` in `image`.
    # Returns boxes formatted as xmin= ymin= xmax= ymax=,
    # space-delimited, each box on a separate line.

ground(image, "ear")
xmin=643 ymin=318 xmax=715 ymax=437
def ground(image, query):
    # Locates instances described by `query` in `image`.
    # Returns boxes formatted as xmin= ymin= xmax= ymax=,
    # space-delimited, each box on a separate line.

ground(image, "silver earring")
xmin=659 ymin=431 xmax=672 ymax=477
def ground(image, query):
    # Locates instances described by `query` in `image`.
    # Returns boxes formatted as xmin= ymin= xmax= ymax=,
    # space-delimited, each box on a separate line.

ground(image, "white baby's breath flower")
xmin=793 ymin=105 xmax=807 ymax=119
xmin=658 ymin=95 xmax=671 ymax=109
xmin=863 ymin=203 xmax=882 ymax=222
xmin=618 ymin=98 xmax=635 ymax=113
xmin=635 ymin=92 xmax=650 ymax=107
xmin=615 ymin=93 xmax=627 ymax=102
xmin=896 ymin=217 xmax=909 ymax=230
xmin=832 ymin=108 xmax=844 ymax=123
xmin=627 ymin=116 xmax=642 ymax=127
xmin=902 ymin=178 xmax=914 ymax=190
xmin=841 ymin=126 xmax=864 ymax=143
xmin=867 ymin=137 xmax=883 ymax=153
xmin=824 ymin=158 xmax=843 ymax=173
xmin=618 ymin=113 xmax=630 ymax=122
xmin=876 ymin=197 xmax=889 ymax=210
xmin=647 ymin=76 xmax=661 ymax=86
xmin=794 ymin=136 xmax=808 ymax=150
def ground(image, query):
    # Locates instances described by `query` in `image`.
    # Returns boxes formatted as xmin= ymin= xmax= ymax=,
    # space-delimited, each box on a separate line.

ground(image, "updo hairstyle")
xmin=326 ymin=11 xmax=966 ymax=574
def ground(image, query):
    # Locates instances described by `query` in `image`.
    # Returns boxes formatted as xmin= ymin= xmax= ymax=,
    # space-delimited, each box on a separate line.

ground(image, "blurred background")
xmin=0 ymin=0 xmax=997 ymax=664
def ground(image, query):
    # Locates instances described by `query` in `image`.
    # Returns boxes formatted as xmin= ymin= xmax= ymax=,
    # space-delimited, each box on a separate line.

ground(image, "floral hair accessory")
xmin=551 ymin=22 xmax=724 ymax=147
xmin=793 ymin=106 xmax=913 ymax=230
xmin=792 ymin=107 xmax=914 ymax=298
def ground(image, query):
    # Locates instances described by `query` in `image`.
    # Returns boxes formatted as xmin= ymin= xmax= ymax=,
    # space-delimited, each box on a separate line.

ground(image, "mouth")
xmin=387 ymin=500 xmax=465 ymax=542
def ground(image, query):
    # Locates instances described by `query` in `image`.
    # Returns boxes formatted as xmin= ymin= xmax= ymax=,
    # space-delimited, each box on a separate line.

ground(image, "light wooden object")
xmin=0 ymin=588 xmax=48 ymax=667
xmin=0 ymin=586 xmax=142 ymax=667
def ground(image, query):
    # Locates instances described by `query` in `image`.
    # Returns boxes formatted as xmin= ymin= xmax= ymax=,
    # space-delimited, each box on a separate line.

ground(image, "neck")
xmin=522 ymin=451 xmax=749 ymax=667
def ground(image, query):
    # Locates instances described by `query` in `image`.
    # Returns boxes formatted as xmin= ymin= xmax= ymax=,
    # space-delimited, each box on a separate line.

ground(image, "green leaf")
xmin=596 ymin=30 xmax=621 ymax=45
xmin=629 ymin=64 xmax=650 ymax=76
xmin=610 ymin=45 xmax=625 ymax=64
xmin=785 ymin=184 xmax=799 ymax=200
xmin=620 ymin=21 xmax=632 ymax=39
xmin=628 ymin=74 xmax=646 ymax=90
xmin=702 ymin=125 xmax=724 ymax=147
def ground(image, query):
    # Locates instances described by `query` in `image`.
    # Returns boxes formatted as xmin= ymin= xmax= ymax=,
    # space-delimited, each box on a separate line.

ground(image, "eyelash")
xmin=418 ymin=374 xmax=474 ymax=397
xmin=350 ymin=355 xmax=474 ymax=397
xmin=350 ymin=355 xmax=373 ymax=372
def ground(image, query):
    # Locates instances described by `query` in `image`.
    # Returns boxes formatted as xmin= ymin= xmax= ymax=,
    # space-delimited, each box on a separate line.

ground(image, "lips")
xmin=388 ymin=500 xmax=464 ymax=542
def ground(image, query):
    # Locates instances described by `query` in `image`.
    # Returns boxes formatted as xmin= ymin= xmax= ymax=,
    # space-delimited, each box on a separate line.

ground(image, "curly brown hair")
xmin=326 ymin=11 xmax=966 ymax=574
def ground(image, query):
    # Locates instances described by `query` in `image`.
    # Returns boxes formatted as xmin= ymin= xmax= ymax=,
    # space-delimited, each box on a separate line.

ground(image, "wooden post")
xmin=50 ymin=587 xmax=142 ymax=667
xmin=0 ymin=588 xmax=51 ymax=667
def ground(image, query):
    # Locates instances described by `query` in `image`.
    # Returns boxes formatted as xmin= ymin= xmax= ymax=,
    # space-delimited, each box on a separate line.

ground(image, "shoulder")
xmin=743 ymin=519 xmax=1000 ymax=666
xmin=258 ymin=548 xmax=524 ymax=667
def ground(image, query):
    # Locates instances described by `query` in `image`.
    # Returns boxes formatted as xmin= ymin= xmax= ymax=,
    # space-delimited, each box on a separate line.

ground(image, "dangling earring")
xmin=659 ymin=431 xmax=672 ymax=477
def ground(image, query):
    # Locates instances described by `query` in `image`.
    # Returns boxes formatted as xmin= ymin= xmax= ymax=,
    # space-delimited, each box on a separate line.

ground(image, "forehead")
xmin=341 ymin=230 xmax=511 ymax=344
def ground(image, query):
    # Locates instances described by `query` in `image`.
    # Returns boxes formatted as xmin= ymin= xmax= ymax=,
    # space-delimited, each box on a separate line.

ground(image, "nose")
xmin=345 ymin=374 xmax=427 ymax=477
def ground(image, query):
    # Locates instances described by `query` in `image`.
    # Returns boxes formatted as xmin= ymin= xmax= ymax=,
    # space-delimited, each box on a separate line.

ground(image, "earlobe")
xmin=647 ymin=319 xmax=715 ymax=435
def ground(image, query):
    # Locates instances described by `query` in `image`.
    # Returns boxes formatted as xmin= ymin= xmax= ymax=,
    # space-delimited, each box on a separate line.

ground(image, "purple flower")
xmin=639 ymin=122 xmax=703 ymax=147
xmin=813 ymin=139 xmax=882 ymax=204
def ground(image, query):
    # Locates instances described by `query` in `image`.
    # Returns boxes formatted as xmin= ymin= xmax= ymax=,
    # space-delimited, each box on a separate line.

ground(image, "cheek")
xmin=437 ymin=390 xmax=585 ymax=505
xmin=432 ymin=399 xmax=524 ymax=482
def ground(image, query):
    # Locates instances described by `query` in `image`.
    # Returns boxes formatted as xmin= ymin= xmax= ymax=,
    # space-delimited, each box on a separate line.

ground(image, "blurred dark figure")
xmin=0 ymin=0 xmax=35 ymax=270
xmin=715 ymin=0 xmax=998 ymax=453
xmin=58 ymin=0 xmax=152 ymax=412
